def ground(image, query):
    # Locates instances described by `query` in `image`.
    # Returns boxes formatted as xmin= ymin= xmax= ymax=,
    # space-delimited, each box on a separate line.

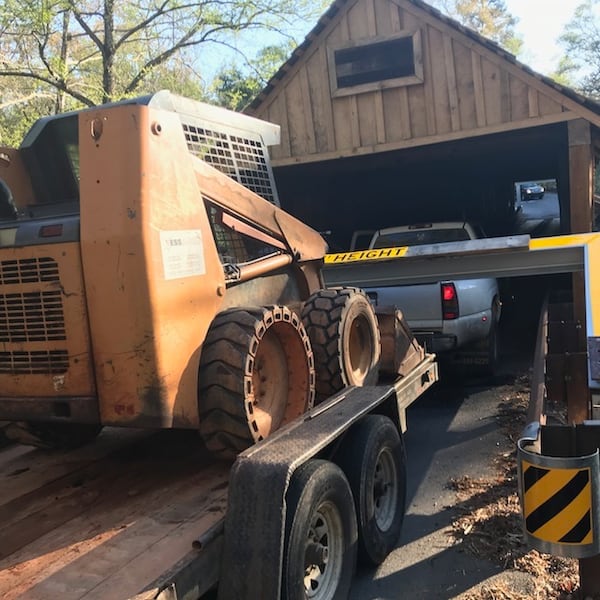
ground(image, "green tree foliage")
xmin=0 ymin=84 xmax=55 ymax=148
xmin=209 ymin=43 xmax=293 ymax=110
xmin=431 ymin=0 xmax=522 ymax=55
xmin=559 ymin=0 xmax=600 ymax=99
xmin=0 ymin=0 xmax=322 ymax=143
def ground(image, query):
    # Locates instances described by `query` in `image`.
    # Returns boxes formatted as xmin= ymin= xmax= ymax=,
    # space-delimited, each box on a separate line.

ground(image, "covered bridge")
xmin=247 ymin=0 xmax=600 ymax=249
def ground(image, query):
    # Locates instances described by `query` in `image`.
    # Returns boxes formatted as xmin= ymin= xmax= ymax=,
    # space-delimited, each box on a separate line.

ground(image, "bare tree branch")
xmin=0 ymin=92 xmax=55 ymax=110
xmin=0 ymin=71 xmax=95 ymax=106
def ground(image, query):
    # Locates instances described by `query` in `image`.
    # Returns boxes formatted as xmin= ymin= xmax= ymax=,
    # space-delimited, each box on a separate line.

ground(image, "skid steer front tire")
xmin=198 ymin=305 xmax=315 ymax=459
xmin=301 ymin=287 xmax=381 ymax=403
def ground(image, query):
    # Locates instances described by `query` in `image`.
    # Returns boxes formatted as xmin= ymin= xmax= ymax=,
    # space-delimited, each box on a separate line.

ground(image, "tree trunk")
xmin=55 ymin=10 xmax=70 ymax=113
xmin=103 ymin=0 xmax=115 ymax=103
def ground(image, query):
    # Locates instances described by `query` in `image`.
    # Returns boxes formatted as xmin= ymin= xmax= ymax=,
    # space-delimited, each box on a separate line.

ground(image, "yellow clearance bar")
xmin=529 ymin=232 xmax=600 ymax=251
xmin=324 ymin=246 xmax=408 ymax=264
xmin=530 ymin=232 xmax=600 ymax=336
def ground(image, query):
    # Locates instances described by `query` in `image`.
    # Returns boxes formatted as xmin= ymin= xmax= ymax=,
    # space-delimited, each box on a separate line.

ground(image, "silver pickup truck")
xmin=355 ymin=222 xmax=501 ymax=373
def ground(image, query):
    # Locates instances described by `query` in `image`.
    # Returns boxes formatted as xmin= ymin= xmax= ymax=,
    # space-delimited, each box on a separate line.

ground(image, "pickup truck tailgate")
xmin=367 ymin=282 xmax=443 ymax=328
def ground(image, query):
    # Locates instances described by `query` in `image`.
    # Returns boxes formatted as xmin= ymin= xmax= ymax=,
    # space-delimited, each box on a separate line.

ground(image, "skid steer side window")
xmin=204 ymin=200 xmax=285 ymax=267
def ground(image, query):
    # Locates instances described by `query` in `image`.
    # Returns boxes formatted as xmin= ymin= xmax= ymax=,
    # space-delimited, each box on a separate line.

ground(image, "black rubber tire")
xmin=336 ymin=415 xmax=407 ymax=565
xmin=472 ymin=298 xmax=500 ymax=377
xmin=282 ymin=459 xmax=357 ymax=600
xmin=480 ymin=319 xmax=499 ymax=376
xmin=6 ymin=421 xmax=103 ymax=449
xmin=301 ymin=287 xmax=381 ymax=403
xmin=198 ymin=305 xmax=315 ymax=459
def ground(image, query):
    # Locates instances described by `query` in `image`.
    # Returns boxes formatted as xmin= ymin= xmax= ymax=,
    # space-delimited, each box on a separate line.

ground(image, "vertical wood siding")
xmin=253 ymin=0 xmax=573 ymax=163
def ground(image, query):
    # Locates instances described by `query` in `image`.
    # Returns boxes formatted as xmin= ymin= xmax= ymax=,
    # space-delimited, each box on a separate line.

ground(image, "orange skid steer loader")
xmin=0 ymin=91 xmax=381 ymax=457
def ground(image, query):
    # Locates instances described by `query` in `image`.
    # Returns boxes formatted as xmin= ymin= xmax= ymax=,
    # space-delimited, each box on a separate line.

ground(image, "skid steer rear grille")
xmin=0 ymin=350 xmax=69 ymax=374
xmin=0 ymin=257 xmax=60 ymax=284
xmin=0 ymin=290 xmax=66 ymax=342
xmin=0 ymin=257 xmax=69 ymax=374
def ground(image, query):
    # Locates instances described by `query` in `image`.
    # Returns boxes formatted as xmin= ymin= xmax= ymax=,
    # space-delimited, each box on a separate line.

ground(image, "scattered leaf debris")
xmin=446 ymin=373 xmax=584 ymax=600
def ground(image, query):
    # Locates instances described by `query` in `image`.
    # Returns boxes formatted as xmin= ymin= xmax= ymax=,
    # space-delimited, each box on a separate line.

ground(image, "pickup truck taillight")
xmin=441 ymin=282 xmax=459 ymax=320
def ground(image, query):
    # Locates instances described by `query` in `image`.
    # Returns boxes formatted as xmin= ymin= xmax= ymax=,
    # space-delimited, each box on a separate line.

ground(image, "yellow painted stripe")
xmin=530 ymin=233 xmax=600 ymax=250
xmin=324 ymin=246 xmax=408 ymax=264
xmin=523 ymin=466 xmax=583 ymax=513
xmin=531 ymin=483 xmax=592 ymax=543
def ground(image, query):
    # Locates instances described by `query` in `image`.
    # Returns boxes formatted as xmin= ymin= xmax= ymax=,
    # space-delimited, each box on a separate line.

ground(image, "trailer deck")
xmin=0 ymin=428 xmax=228 ymax=600
xmin=0 ymin=353 xmax=438 ymax=600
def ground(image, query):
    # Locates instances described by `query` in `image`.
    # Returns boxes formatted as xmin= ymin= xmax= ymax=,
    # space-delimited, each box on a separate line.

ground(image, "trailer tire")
xmin=5 ymin=421 xmax=103 ymax=449
xmin=282 ymin=459 xmax=357 ymax=600
xmin=301 ymin=287 xmax=380 ymax=403
xmin=336 ymin=415 xmax=406 ymax=565
xmin=198 ymin=306 xmax=315 ymax=459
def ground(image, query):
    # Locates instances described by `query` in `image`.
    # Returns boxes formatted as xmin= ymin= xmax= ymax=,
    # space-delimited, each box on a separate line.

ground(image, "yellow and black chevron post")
xmin=518 ymin=436 xmax=600 ymax=558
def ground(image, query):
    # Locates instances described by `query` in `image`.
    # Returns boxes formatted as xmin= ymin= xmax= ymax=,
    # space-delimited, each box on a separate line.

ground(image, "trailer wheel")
xmin=301 ymin=287 xmax=380 ymax=403
xmin=198 ymin=306 xmax=315 ymax=459
xmin=336 ymin=415 xmax=407 ymax=565
xmin=5 ymin=421 xmax=103 ymax=449
xmin=282 ymin=459 xmax=357 ymax=600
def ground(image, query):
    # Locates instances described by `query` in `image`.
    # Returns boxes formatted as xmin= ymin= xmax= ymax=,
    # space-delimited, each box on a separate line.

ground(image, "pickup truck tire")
xmin=469 ymin=300 xmax=500 ymax=377
xmin=5 ymin=421 xmax=103 ymax=449
xmin=336 ymin=415 xmax=406 ymax=565
xmin=282 ymin=459 xmax=357 ymax=600
xmin=481 ymin=320 xmax=499 ymax=376
xmin=198 ymin=306 xmax=315 ymax=459
xmin=301 ymin=287 xmax=381 ymax=403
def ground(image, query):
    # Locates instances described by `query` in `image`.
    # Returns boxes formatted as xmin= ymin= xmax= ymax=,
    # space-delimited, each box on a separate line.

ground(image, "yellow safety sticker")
xmin=324 ymin=247 xmax=408 ymax=264
xmin=521 ymin=459 xmax=593 ymax=545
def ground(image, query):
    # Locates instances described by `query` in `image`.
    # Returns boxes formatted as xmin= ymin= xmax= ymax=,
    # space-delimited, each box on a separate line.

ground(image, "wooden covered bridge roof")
xmin=247 ymin=0 xmax=600 ymax=167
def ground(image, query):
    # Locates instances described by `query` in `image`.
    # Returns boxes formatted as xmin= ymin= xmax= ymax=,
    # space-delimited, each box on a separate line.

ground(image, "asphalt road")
xmin=350 ymin=278 xmax=545 ymax=599
xmin=349 ymin=369 xmax=523 ymax=599
xmin=514 ymin=191 xmax=561 ymax=237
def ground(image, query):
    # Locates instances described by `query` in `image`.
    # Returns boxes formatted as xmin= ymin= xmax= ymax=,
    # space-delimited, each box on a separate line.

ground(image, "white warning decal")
xmin=160 ymin=230 xmax=205 ymax=280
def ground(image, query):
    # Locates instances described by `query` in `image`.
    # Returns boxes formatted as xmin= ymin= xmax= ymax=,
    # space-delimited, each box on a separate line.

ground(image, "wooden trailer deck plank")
xmin=0 ymin=428 xmax=151 ymax=505
xmin=0 ymin=430 xmax=230 ymax=600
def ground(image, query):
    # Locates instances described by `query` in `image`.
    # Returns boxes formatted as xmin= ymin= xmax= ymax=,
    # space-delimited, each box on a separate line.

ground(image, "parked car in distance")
xmin=360 ymin=222 xmax=501 ymax=374
xmin=520 ymin=182 xmax=545 ymax=200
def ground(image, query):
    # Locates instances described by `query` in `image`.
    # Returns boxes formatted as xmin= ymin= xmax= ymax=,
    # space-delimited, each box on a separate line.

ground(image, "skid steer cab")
xmin=0 ymin=91 xmax=383 ymax=456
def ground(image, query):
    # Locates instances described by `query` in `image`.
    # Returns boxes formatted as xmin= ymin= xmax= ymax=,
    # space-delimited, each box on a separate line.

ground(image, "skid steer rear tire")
xmin=198 ymin=305 xmax=315 ymax=460
xmin=301 ymin=287 xmax=381 ymax=403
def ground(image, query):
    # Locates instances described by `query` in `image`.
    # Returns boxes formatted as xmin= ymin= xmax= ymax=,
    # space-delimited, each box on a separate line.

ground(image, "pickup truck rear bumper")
xmin=415 ymin=333 xmax=457 ymax=353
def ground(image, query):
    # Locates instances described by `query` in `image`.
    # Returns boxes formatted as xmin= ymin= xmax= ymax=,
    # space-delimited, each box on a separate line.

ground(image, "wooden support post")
xmin=566 ymin=120 xmax=592 ymax=423
xmin=568 ymin=119 xmax=593 ymax=234
xmin=567 ymin=118 xmax=597 ymax=597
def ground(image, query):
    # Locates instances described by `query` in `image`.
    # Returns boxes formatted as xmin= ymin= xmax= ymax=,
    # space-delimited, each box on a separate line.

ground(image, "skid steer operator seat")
xmin=0 ymin=179 xmax=17 ymax=219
